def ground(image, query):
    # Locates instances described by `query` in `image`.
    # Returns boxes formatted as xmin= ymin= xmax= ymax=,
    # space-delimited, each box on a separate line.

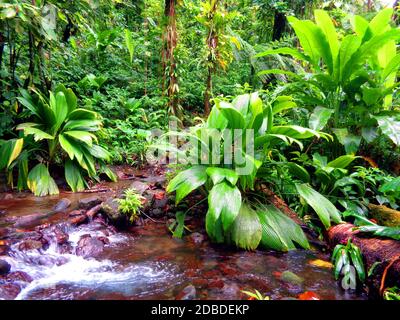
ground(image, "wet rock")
xmin=100 ymin=199 xmax=125 ymax=226
xmin=187 ymin=232 xmax=205 ymax=246
xmin=97 ymin=236 xmax=110 ymax=245
xmin=53 ymin=198 xmax=71 ymax=212
xmin=0 ymin=259 xmax=11 ymax=275
xmin=53 ymin=226 xmax=69 ymax=245
xmin=0 ymin=245 xmax=10 ymax=255
xmin=69 ymin=209 xmax=85 ymax=217
xmin=86 ymin=204 xmax=102 ymax=219
xmin=69 ymin=214 xmax=87 ymax=226
xmin=5 ymin=271 xmax=33 ymax=283
xmin=208 ymin=279 xmax=224 ymax=289
xmin=13 ymin=213 xmax=48 ymax=228
xmin=150 ymin=208 xmax=163 ymax=218
xmin=18 ymin=239 xmax=43 ymax=251
xmin=221 ymin=283 xmax=241 ymax=299
xmin=130 ymin=181 xmax=150 ymax=195
xmin=176 ymin=284 xmax=196 ymax=300
xmin=79 ymin=196 xmax=102 ymax=210
xmin=0 ymin=283 xmax=20 ymax=299
xmin=58 ymin=243 xmax=73 ymax=255
xmin=0 ymin=209 xmax=6 ymax=216
xmin=76 ymin=236 xmax=104 ymax=258
xmin=280 ymin=271 xmax=304 ymax=286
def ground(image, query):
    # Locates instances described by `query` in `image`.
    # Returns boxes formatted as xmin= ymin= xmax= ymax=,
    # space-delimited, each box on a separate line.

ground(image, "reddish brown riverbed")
xmin=0 ymin=176 xmax=367 ymax=300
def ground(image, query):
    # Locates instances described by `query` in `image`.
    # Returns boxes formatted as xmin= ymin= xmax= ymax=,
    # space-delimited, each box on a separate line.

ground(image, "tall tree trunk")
xmin=204 ymin=0 xmax=218 ymax=116
xmin=272 ymin=10 xmax=286 ymax=41
xmin=24 ymin=31 xmax=35 ymax=88
xmin=163 ymin=0 xmax=179 ymax=116
xmin=0 ymin=30 xmax=4 ymax=94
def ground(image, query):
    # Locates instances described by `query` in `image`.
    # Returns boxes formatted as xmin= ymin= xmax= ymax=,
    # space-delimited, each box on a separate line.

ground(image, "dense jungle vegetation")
xmin=1 ymin=0 xmax=400 ymax=300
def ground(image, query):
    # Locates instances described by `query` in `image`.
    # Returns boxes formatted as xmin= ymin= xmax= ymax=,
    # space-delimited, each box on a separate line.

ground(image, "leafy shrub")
xmin=0 ymin=85 xmax=116 ymax=196
xmin=332 ymin=239 xmax=366 ymax=287
xmin=163 ymin=92 xmax=340 ymax=251
xmin=116 ymin=188 xmax=144 ymax=223
xmin=258 ymin=9 xmax=400 ymax=155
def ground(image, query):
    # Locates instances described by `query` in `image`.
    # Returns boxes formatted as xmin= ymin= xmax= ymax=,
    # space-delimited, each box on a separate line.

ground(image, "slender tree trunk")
xmin=163 ymin=0 xmax=179 ymax=116
xmin=272 ymin=10 xmax=286 ymax=41
xmin=0 ymin=30 xmax=4 ymax=94
xmin=204 ymin=0 xmax=218 ymax=116
xmin=24 ymin=31 xmax=35 ymax=88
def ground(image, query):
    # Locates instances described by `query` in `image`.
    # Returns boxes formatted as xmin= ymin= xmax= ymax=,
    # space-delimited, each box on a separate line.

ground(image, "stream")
xmin=0 ymin=170 xmax=367 ymax=300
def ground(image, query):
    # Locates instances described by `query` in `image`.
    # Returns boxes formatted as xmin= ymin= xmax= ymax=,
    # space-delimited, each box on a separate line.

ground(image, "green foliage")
xmin=2 ymin=85 xmax=116 ymax=196
xmin=116 ymin=188 xmax=144 ymax=223
xmin=258 ymin=9 xmax=400 ymax=155
xmin=384 ymin=287 xmax=400 ymax=300
xmin=241 ymin=289 xmax=270 ymax=300
xmin=332 ymin=239 xmax=366 ymax=286
xmin=164 ymin=92 xmax=331 ymax=250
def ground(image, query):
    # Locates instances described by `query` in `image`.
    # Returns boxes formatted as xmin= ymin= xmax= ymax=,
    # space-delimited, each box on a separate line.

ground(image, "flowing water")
xmin=0 ymin=178 xmax=367 ymax=300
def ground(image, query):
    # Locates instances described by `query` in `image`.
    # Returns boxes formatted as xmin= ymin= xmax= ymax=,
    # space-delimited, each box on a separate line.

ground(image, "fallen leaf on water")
xmin=298 ymin=291 xmax=320 ymax=300
xmin=272 ymin=271 xmax=282 ymax=278
xmin=309 ymin=259 xmax=333 ymax=269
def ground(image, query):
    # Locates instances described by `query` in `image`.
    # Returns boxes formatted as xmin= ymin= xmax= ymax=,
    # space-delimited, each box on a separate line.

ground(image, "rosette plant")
xmin=165 ymin=92 xmax=340 ymax=251
xmin=0 ymin=85 xmax=116 ymax=196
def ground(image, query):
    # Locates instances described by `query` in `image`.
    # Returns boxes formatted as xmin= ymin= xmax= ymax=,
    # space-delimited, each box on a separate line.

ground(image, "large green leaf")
xmin=287 ymin=16 xmax=333 ymax=72
xmin=314 ymin=10 xmax=339 ymax=71
xmin=166 ymin=166 xmax=207 ymax=204
xmin=287 ymin=162 xmax=310 ymax=183
xmin=59 ymin=134 xmax=83 ymax=162
xmin=339 ymin=35 xmax=362 ymax=82
xmin=124 ymin=29 xmax=135 ymax=63
xmin=358 ymin=225 xmax=400 ymax=240
xmin=217 ymin=101 xmax=245 ymax=129
xmin=67 ymin=109 xmax=98 ymax=121
xmin=232 ymin=94 xmax=250 ymax=115
xmin=205 ymin=209 xmax=225 ymax=243
xmin=208 ymin=182 xmax=242 ymax=232
xmin=327 ymin=155 xmax=358 ymax=169
xmin=52 ymin=92 xmax=69 ymax=133
xmin=229 ymin=203 xmax=262 ymax=250
xmin=375 ymin=116 xmax=400 ymax=146
xmin=65 ymin=160 xmax=85 ymax=192
xmin=381 ymin=54 xmax=400 ymax=81
xmin=27 ymin=163 xmax=59 ymax=196
xmin=296 ymin=183 xmax=342 ymax=229
xmin=206 ymin=106 xmax=228 ymax=130
xmin=0 ymin=138 xmax=24 ymax=170
xmin=55 ymin=84 xmax=77 ymax=114
xmin=64 ymin=130 xmax=96 ymax=146
xmin=18 ymin=126 xmax=54 ymax=141
xmin=206 ymin=167 xmax=238 ymax=185
xmin=257 ymin=205 xmax=310 ymax=251
xmin=271 ymin=125 xmax=328 ymax=141
xmin=309 ymin=106 xmax=334 ymax=131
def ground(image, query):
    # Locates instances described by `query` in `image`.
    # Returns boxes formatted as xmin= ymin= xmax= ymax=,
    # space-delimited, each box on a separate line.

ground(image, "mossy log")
xmin=327 ymin=223 xmax=400 ymax=298
xmin=368 ymin=204 xmax=400 ymax=227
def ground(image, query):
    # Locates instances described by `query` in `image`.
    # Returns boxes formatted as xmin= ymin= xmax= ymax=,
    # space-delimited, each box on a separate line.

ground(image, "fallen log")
xmin=327 ymin=223 xmax=400 ymax=298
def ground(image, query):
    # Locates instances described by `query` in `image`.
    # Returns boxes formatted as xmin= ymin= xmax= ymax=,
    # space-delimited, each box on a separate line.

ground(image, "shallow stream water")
xmin=0 ymin=177 xmax=367 ymax=300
